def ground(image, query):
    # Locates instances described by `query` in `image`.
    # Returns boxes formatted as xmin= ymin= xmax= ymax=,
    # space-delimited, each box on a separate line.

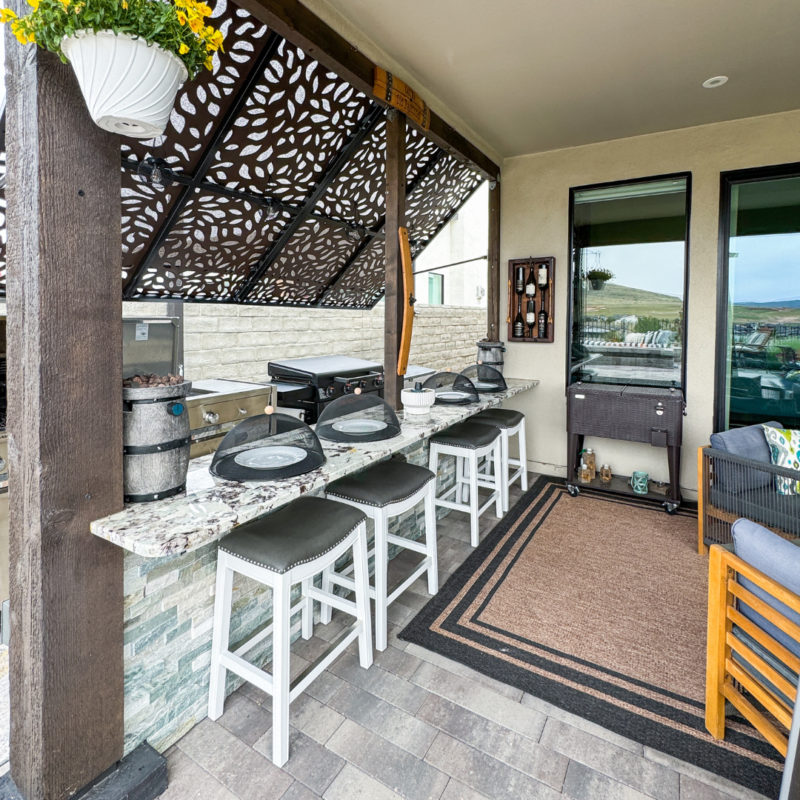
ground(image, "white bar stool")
xmin=322 ymin=460 xmax=437 ymax=651
xmin=428 ymin=420 xmax=503 ymax=547
xmin=208 ymin=496 xmax=372 ymax=768
xmin=473 ymin=408 xmax=528 ymax=512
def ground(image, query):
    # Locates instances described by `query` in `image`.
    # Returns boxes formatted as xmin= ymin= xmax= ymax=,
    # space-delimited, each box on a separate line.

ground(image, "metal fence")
xmin=580 ymin=316 xmax=682 ymax=343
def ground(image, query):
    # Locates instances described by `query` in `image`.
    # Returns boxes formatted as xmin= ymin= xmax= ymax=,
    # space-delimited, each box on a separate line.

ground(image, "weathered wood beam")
xmin=234 ymin=0 xmax=500 ymax=181
xmin=384 ymin=111 xmax=406 ymax=410
xmin=487 ymin=178 xmax=501 ymax=340
xmin=5 ymin=41 xmax=125 ymax=800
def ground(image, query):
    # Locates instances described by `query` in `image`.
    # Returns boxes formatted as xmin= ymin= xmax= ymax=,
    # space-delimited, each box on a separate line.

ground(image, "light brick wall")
xmin=124 ymin=301 xmax=487 ymax=381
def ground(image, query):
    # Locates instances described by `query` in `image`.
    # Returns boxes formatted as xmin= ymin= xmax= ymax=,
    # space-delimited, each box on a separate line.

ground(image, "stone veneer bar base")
xmin=122 ymin=440 xmax=455 ymax=756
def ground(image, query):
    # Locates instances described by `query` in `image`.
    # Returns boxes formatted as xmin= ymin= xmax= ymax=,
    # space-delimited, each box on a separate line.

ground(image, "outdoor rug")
xmin=400 ymin=476 xmax=784 ymax=798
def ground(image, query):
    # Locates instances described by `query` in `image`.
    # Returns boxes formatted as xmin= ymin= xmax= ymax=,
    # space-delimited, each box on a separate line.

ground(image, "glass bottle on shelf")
xmin=600 ymin=464 xmax=613 ymax=483
xmin=525 ymin=265 xmax=536 ymax=299
xmin=584 ymin=448 xmax=596 ymax=480
xmin=579 ymin=460 xmax=593 ymax=483
xmin=538 ymin=306 xmax=547 ymax=338
xmin=513 ymin=303 xmax=525 ymax=338
xmin=538 ymin=262 xmax=548 ymax=288
xmin=526 ymin=299 xmax=536 ymax=337
xmin=515 ymin=265 xmax=525 ymax=296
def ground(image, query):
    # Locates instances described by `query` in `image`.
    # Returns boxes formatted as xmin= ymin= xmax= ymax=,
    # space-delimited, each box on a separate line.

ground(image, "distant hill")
xmin=736 ymin=299 xmax=800 ymax=309
xmin=585 ymin=283 xmax=683 ymax=319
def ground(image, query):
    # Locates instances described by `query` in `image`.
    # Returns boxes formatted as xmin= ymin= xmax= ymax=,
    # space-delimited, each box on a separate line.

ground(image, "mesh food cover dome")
xmin=460 ymin=364 xmax=507 ymax=393
xmin=210 ymin=411 xmax=326 ymax=482
xmin=316 ymin=391 xmax=402 ymax=443
xmin=422 ymin=371 xmax=480 ymax=405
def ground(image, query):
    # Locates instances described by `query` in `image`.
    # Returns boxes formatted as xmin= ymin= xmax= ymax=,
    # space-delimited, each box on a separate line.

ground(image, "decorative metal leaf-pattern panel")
xmin=120 ymin=1 xmax=271 ymax=174
xmin=405 ymin=125 xmax=442 ymax=187
xmin=247 ymin=220 xmax=359 ymax=305
xmin=129 ymin=190 xmax=289 ymax=300
xmin=315 ymin=119 xmax=386 ymax=229
xmin=321 ymin=239 xmax=385 ymax=308
xmin=204 ymin=38 xmax=372 ymax=206
xmin=406 ymin=156 xmax=484 ymax=257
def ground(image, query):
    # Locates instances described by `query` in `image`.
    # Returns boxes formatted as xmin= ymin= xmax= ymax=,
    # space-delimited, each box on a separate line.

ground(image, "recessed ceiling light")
xmin=702 ymin=76 xmax=728 ymax=89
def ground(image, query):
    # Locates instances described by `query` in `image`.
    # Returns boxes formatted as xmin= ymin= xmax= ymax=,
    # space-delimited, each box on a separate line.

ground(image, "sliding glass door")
xmin=717 ymin=164 xmax=800 ymax=430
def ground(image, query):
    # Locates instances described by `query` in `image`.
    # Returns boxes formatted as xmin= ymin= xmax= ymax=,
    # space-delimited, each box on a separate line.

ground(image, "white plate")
xmin=474 ymin=381 xmax=500 ymax=390
xmin=438 ymin=391 xmax=471 ymax=401
xmin=331 ymin=419 xmax=388 ymax=434
xmin=234 ymin=446 xmax=308 ymax=470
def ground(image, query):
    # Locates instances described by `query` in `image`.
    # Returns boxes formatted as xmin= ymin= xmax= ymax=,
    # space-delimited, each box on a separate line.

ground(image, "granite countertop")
xmin=91 ymin=379 xmax=538 ymax=558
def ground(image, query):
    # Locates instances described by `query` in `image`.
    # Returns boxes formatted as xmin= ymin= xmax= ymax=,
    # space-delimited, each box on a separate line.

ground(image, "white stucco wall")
xmin=499 ymin=108 xmax=800 ymax=498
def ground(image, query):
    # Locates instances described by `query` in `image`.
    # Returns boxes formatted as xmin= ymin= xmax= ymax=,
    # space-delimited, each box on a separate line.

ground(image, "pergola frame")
xmin=2 ymin=1 xmax=501 ymax=799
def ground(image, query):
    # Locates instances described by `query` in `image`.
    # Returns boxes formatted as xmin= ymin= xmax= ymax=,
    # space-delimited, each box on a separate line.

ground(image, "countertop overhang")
xmin=91 ymin=379 xmax=538 ymax=558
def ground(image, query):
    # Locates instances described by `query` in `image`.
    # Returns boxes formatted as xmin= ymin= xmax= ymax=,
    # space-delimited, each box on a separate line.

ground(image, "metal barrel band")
xmin=124 ymin=483 xmax=186 ymax=504
xmin=123 ymin=436 xmax=191 ymax=456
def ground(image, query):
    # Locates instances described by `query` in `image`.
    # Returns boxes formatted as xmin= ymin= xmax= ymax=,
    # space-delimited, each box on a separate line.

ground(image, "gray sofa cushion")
xmin=731 ymin=518 xmax=800 ymax=661
xmin=709 ymin=421 xmax=781 ymax=492
xmin=710 ymin=484 xmax=800 ymax=537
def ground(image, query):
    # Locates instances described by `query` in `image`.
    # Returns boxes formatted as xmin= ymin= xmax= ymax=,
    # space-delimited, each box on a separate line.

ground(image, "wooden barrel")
xmin=122 ymin=381 xmax=192 ymax=503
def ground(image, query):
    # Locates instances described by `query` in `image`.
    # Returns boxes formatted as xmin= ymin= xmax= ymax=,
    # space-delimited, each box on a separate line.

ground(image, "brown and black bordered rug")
xmin=400 ymin=476 xmax=784 ymax=798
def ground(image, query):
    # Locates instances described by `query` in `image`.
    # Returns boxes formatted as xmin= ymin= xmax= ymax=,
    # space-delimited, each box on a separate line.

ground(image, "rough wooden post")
xmin=487 ymin=178 xmax=501 ymax=340
xmin=5 ymin=38 xmax=125 ymax=800
xmin=384 ymin=110 xmax=406 ymax=410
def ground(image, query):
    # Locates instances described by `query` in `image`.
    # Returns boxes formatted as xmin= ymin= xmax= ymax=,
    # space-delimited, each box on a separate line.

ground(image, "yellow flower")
xmin=204 ymin=55 xmax=213 ymax=70
xmin=179 ymin=42 xmax=189 ymax=54
xmin=176 ymin=9 xmax=186 ymax=23
xmin=0 ymin=8 xmax=17 ymax=22
xmin=26 ymin=30 xmax=34 ymax=41
xmin=204 ymin=28 xmax=223 ymax=51
xmin=57 ymin=0 xmax=69 ymax=9
xmin=26 ymin=0 xmax=38 ymax=10
xmin=189 ymin=16 xmax=202 ymax=32
xmin=197 ymin=3 xmax=211 ymax=16
xmin=122 ymin=0 xmax=127 ymax=7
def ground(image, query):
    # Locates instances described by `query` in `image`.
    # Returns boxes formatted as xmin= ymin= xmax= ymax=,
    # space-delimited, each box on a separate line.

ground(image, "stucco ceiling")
xmin=321 ymin=0 xmax=800 ymax=158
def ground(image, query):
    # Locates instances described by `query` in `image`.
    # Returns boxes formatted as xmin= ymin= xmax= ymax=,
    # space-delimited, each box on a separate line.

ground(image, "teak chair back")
xmin=706 ymin=544 xmax=800 ymax=756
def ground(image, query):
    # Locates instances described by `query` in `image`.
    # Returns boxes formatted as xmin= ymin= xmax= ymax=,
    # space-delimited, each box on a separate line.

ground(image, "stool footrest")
xmin=306 ymin=586 xmax=357 ymax=616
xmin=219 ymin=650 xmax=274 ymax=695
xmin=234 ymin=599 xmax=306 ymax=658
xmin=289 ymin=621 xmax=361 ymax=702
xmin=386 ymin=533 xmax=428 ymax=555
xmin=387 ymin=559 xmax=431 ymax=605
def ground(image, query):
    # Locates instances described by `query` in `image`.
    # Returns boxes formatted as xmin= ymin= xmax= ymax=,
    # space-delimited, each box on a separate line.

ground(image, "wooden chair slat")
xmin=726 ymin=659 xmax=794 ymax=730
xmin=722 ymin=680 xmax=789 ymax=756
xmin=727 ymin=605 xmax=800 ymax=675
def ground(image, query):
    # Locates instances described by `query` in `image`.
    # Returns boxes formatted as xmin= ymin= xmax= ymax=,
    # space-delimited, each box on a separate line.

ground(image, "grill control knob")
xmin=359 ymin=380 xmax=368 ymax=389
xmin=374 ymin=375 xmax=384 ymax=387
xmin=203 ymin=411 xmax=220 ymax=425
xmin=343 ymin=383 xmax=354 ymax=394
xmin=325 ymin=386 xmax=336 ymax=398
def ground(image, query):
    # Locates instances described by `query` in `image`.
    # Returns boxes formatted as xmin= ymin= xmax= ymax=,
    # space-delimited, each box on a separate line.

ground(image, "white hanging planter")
xmin=61 ymin=30 xmax=188 ymax=139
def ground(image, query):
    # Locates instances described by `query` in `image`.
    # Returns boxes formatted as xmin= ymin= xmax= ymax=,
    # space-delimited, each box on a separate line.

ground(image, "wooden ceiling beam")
xmin=235 ymin=0 xmax=500 ymax=181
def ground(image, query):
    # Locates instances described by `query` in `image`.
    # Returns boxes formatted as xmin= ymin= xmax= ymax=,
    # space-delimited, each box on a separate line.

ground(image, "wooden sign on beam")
xmin=374 ymin=68 xmax=430 ymax=131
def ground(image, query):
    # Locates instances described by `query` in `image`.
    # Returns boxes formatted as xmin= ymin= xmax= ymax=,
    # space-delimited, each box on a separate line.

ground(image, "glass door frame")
xmin=713 ymin=161 xmax=800 ymax=432
xmin=566 ymin=171 xmax=693 ymax=392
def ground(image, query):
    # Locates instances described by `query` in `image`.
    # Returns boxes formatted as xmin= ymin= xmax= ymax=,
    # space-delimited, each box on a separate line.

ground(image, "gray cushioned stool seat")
xmin=327 ymin=460 xmax=434 ymax=508
xmin=430 ymin=420 xmax=500 ymax=450
xmin=473 ymin=408 xmax=524 ymax=429
xmin=218 ymin=496 xmax=366 ymax=574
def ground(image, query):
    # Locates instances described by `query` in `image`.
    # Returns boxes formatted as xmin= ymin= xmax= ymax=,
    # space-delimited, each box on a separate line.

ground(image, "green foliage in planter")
xmin=1 ymin=0 xmax=223 ymax=79
xmin=585 ymin=268 xmax=614 ymax=282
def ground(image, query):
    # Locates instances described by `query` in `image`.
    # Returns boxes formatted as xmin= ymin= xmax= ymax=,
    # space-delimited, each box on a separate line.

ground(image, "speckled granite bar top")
xmin=91 ymin=379 xmax=538 ymax=558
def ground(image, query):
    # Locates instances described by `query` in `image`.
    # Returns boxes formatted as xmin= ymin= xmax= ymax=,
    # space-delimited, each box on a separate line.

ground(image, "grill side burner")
xmin=268 ymin=356 xmax=385 ymax=424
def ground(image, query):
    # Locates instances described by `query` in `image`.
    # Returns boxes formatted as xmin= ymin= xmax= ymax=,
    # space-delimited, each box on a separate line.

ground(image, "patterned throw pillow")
xmin=762 ymin=425 xmax=800 ymax=495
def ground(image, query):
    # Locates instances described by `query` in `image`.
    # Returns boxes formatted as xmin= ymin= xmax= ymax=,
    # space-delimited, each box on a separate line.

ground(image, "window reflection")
xmin=569 ymin=177 xmax=689 ymax=388
xmin=725 ymin=176 xmax=800 ymax=429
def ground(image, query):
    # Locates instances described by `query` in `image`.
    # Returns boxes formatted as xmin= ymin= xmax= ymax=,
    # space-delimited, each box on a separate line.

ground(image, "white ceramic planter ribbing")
xmin=62 ymin=30 xmax=188 ymax=138
xmin=400 ymin=388 xmax=436 ymax=416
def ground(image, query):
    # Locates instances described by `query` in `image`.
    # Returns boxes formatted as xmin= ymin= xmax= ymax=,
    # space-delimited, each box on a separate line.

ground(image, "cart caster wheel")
xmin=663 ymin=502 xmax=679 ymax=515
xmin=567 ymin=484 xmax=580 ymax=497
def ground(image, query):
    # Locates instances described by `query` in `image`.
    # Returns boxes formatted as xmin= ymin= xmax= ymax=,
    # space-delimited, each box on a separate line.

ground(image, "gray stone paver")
xmin=157 ymin=484 xmax=772 ymax=800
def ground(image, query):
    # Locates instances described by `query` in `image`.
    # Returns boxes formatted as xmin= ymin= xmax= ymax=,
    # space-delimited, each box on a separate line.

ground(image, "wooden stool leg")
xmin=493 ymin=439 xmax=503 ymax=518
xmin=373 ymin=509 xmax=389 ymax=652
xmin=208 ymin=551 xmax=234 ymax=721
xmin=518 ymin=420 xmax=528 ymax=491
xmin=272 ymin=575 xmax=292 ymax=768
xmin=352 ymin=522 xmax=374 ymax=669
xmin=469 ymin=451 xmax=480 ymax=547
xmin=301 ymin=577 xmax=313 ymax=640
xmin=320 ymin=566 xmax=332 ymax=625
xmin=424 ymin=482 xmax=438 ymax=595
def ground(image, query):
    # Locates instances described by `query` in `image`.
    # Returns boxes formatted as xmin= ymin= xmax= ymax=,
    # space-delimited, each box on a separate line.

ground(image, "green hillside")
xmin=584 ymin=282 xmax=683 ymax=319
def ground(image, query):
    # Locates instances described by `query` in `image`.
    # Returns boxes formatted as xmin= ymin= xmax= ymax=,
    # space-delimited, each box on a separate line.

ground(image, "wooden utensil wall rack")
xmin=507 ymin=256 xmax=555 ymax=343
